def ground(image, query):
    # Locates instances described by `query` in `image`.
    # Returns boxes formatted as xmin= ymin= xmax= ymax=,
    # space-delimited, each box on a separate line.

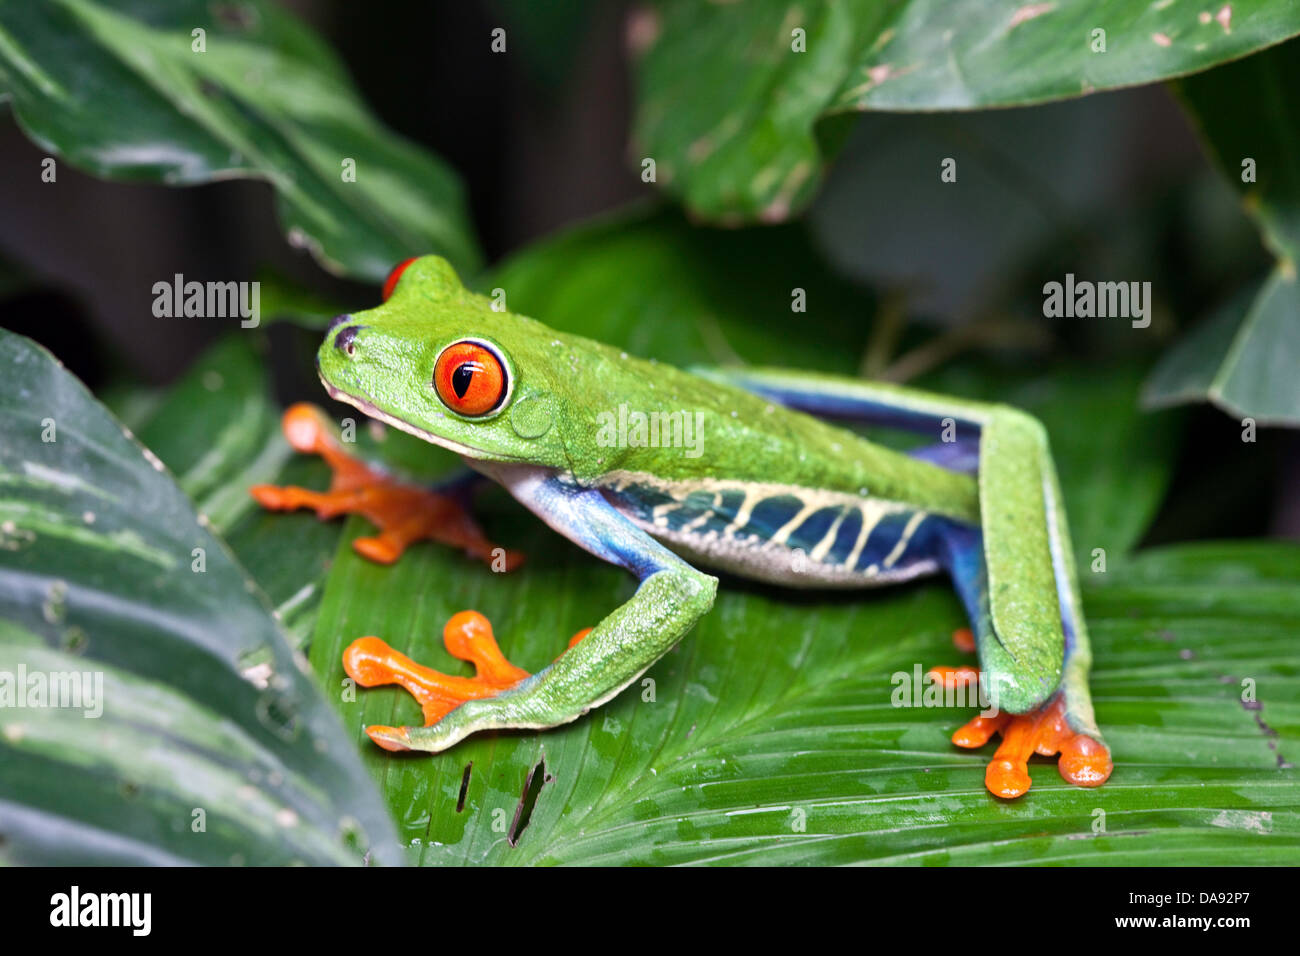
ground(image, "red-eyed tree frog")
xmin=252 ymin=255 xmax=1113 ymax=799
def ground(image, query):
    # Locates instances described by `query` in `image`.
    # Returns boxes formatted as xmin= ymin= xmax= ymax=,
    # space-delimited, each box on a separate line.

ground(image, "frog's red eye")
xmin=382 ymin=257 xmax=418 ymax=301
xmin=433 ymin=340 xmax=509 ymax=417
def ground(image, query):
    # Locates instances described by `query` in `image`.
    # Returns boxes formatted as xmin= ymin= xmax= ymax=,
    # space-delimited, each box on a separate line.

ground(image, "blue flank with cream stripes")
xmin=600 ymin=477 xmax=955 ymax=583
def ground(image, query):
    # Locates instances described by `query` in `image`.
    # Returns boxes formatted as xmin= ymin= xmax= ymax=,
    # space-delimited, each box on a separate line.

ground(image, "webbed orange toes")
xmin=981 ymin=694 xmax=1113 ymax=799
xmin=342 ymin=612 xmax=531 ymax=732
xmin=951 ymin=627 xmax=976 ymax=654
xmin=250 ymin=404 xmax=523 ymax=570
xmin=930 ymin=657 xmax=1112 ymax=798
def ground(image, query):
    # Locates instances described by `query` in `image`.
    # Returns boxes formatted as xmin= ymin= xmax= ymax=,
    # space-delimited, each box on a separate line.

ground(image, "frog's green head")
xmin=316 ymin=255 xmax=571 ymax=466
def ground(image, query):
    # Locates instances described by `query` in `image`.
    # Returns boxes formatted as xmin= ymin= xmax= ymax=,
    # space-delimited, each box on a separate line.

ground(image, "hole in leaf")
xmin=456 ymin=762 xmax=473 ymax=813
xmin=508 ymin=759 xmax=547 ymax=848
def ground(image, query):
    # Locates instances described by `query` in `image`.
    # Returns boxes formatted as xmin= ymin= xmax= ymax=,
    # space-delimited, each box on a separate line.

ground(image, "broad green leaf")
xmin=0 ymin=0 xmax=480 ymax=280
xmin=1147 ymin=41 xmax=1300 ymax=425
xmin=0 ymin=330 xmax=403 ymax=865
xmin=633 ymin=0 xmax=1300 ymax=221
xmin=135 ymin=336 xmax=286 ymax=530
xmin=1143 ymin=270 xmax=1300 ymax=425
xmin=130 ymin=333 xmax=340 ymax=647
xmin=1176 ymin=39 xmax=1300 ymax=266
xmin=314 ymin=523 xmax=1298 ymax=864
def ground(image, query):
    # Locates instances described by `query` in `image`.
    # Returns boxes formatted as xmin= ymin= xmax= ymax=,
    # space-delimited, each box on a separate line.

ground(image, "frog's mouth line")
xmin=322 ymin=379 xmax=524 ymax=462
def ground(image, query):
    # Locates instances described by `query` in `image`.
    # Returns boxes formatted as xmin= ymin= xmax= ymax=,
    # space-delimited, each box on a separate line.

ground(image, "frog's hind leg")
xmin=250 ymin=403 xmax=523 ymax=569
xmin=932 ymin=521 xmax=1112 ymax=798
xmin=696 ymin=366 xmax=1112 ymax=798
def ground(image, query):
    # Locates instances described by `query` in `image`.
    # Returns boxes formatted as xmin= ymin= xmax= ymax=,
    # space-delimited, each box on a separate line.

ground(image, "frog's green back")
xmin=318 ymin=254 xmax=978 ymax=524
xmin=544 ymin=331 xmax=979 ymax=522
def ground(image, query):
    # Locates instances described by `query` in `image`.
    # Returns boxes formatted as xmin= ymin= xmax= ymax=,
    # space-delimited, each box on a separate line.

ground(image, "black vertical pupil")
xmin=452 ymin=362 xmax=481 ymax=399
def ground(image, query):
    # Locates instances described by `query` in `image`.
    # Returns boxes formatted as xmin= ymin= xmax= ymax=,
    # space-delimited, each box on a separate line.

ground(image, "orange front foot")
xmin=929 ymin=658 xmax=1113 ymax=799
xmin=344 ymin=610 xmax=530 ymax=750
xmin=250 ymin=403 xmax=523 ymax=569
xmin=342 ymin=610 xmax=594 ymax=751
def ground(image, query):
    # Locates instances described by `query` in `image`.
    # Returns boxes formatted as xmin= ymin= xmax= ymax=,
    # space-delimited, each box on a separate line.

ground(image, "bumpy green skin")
xmin=318 ymin=256 xmax=1101 ymax=750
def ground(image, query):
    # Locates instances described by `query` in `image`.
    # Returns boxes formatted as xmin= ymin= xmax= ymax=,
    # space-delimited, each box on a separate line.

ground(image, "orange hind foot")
xmin=929 ymin=658 xmax=1113 ymax=799
xmin=250 ymin=403 xmax=523 ymax=568
xmin=344 ymin=610 xmax=593 ymax=751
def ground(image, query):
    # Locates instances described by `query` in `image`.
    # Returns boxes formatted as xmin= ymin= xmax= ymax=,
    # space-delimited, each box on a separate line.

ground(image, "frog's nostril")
xmin=334 ymin=324 xmax=365 ymax=356
xmin=327 ymin=313 xmax=352 ymax=332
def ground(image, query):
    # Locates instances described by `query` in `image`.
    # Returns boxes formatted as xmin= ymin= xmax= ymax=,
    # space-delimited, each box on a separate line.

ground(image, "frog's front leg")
xmin=354 ymin=467 xmax=718 ymax=753
xmin=250 ymin=403 xmax=521 ymax=569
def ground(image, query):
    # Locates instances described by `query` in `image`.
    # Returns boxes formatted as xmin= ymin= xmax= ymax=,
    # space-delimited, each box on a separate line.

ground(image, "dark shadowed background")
xmin=0 ymin=0 xmax=1293 ymax=541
